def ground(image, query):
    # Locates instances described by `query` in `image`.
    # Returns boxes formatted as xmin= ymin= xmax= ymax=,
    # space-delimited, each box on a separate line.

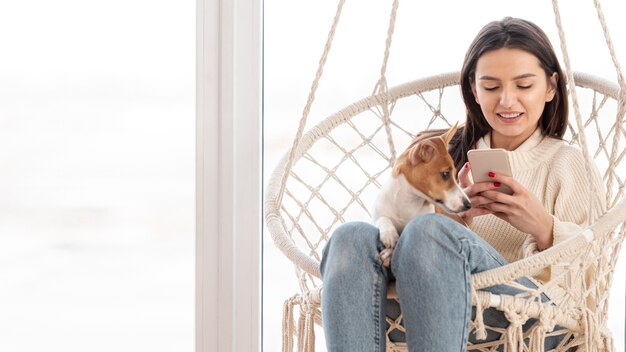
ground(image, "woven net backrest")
xmin=562 ymin=73 xmax=626 ymax=334
xmin=264 ymin=71 xmax=626 ymax=311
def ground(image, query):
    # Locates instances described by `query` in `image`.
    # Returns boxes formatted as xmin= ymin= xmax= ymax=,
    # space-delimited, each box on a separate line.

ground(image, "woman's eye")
xmin=518 ymin=85 xmax=532 ymax=89
xmin=441 ymin=171 xmax=450 ymax=181
xmin=483 ymin=86 xmax=498 ymax=91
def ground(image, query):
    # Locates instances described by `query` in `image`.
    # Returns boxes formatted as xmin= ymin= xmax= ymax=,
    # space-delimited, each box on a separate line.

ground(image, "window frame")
xmin=196 ymin=0 xmax=262 ymax=351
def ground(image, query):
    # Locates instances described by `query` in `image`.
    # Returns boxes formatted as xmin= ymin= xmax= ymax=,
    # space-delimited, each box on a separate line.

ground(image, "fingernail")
xmin=465 ymin=162 xmax=470 ymax=169
xmin=488 ymin=171 xmax=495 ymax=178
xmin=494 ymin=182 xmax=501 ymax=187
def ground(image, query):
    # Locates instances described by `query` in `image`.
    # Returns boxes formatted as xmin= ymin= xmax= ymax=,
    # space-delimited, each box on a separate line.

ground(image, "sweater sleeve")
xmin=521 ymin=146 xmax=607 ymax=258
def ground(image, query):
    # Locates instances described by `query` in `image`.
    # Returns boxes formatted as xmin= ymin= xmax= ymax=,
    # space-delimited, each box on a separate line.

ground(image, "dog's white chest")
xmin=373 ymin=174 xmax=434 ymax=232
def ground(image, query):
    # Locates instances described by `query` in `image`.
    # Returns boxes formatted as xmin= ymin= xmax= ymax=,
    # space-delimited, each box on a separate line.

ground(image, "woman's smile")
xmin=496 ymin=111 xmax=523 ymax=121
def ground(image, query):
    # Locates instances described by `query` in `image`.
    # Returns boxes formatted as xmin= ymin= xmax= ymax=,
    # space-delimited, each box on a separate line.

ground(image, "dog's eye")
xmin=441 ymin=171 xmax=450 ymax=181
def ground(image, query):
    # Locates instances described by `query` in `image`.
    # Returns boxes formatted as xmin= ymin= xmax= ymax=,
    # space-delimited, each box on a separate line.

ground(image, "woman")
xmin=320 ymin=17 xmax=605 ymax=351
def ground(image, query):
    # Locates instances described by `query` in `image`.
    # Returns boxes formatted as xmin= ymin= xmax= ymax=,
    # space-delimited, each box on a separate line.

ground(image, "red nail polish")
xmin=465 ymin=163 xmax=470 ymax=169
xmin=488 ymin=172 xmax=495 ymax=178
xmin=494 ymin=182 xmax=501 ymax=187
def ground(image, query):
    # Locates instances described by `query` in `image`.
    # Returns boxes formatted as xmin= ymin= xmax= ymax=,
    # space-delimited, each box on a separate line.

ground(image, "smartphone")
xmin=467 ymin=148 xmax=514 ymax=195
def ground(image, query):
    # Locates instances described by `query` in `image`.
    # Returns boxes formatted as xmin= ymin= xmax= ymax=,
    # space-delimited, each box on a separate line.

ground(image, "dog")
xmin=372 ymin=123 xmax=471 ymax=267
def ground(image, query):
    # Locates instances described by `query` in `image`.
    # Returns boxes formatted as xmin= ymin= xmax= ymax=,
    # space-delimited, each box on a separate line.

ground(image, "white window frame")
xmin=196 ymin=0 xmax=262 ymax=351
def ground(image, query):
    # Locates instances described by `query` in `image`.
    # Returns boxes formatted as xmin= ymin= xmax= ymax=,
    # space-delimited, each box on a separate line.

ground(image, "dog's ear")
xmin=409 ymin=140 xmax=436 ymax=165
xmin=441 ymin=122 xmax=459 ymax=145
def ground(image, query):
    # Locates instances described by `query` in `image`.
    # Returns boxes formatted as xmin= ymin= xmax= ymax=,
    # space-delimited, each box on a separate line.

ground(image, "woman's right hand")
xmin=457 ymin=162 xmax=496 ymax=225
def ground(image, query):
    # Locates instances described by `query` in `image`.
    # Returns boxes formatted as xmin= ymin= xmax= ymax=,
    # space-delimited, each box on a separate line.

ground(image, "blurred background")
xmin=264 ymin=1 xmax=626 ymax=351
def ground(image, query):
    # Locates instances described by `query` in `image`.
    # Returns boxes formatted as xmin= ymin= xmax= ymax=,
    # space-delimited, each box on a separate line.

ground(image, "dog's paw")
xmin=379 ymin=227 xmax=399 ymax=249
xmin=379 ymin=226 xmax=398 ymax=268
xmin=379 ymin=248 xmax=393 ymax=268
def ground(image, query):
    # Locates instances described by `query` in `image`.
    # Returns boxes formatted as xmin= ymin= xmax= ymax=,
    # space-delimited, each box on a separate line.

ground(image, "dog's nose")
xmin=463 ymin=198 xmax=472 ymax=210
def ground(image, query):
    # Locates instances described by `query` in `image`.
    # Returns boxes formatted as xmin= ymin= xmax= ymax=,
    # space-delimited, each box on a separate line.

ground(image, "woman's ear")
xmin=546 ymin=72 xmax=558 ymax=102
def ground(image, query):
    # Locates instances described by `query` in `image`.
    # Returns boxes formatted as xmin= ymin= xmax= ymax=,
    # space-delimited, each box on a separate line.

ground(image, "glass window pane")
xmin=0 ymin=1 xmax=195 ymax=351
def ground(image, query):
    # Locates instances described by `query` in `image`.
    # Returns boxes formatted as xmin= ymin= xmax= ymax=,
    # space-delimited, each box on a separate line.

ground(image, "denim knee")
xmin=404 ymin=213 xmax=458 ymax=240
xmin=320 ymin=221 xmax=381 ymax=278
xmin=391 ymin=214 xmax=464 ymax=272
xmin=324 ymin=221 xmax=380 ymax=258
xmin=397 ymin=214 xmax=460 ymax=249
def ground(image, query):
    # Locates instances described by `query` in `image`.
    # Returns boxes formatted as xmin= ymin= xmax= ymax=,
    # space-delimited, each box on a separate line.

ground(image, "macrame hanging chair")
xmin=265 ymin=0 xmax=626 ymax=351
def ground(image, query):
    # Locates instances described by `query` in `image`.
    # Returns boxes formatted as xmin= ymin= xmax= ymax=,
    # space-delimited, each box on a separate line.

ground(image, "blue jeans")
xmin=320 ymin=214 xmax=566 ymax=351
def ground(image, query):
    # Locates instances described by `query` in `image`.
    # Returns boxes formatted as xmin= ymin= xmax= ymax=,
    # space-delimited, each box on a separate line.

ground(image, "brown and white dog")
xmin=372 ymin=123 xmax=471 ymax=267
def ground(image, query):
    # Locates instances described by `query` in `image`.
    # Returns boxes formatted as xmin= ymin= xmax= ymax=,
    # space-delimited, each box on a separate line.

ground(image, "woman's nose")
xmin=499 ymin=88 xmax=517 ymax=108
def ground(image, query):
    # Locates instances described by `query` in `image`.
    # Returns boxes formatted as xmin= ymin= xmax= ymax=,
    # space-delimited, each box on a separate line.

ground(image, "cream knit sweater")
xmin=468 ymin=128 xmax=606 ymax=288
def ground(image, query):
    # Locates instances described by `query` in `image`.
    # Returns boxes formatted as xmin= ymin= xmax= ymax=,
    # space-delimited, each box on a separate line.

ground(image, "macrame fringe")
xmin=297 ymin=313 xmax=305 ymax=352
xmin=601 ymin=328 xmax=615 ymax=352
xmin=503 ymin=306 xmax=529 ymax=352
xmin=529 ymin=303 xmax=557 ymax=352
xmin=529 ymin=326 xmax=547 ymax=352
xmin=282 ymin=295 xmax=297 ymax=352
xmin=281 ymin=293 xmax=319 ymax=352
xmin=582 ymin=307 xmax=604 ymax=351
xmin=506 ymin=322 xmax=525 ymax=352
xmin=302 ymin=309 xmax=316 ymax=352
xmin=471 ymin=287 xmax=488 ymax=340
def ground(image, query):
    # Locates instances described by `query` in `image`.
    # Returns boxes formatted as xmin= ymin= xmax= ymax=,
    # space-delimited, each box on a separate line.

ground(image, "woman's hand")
xmin=477 ymin=171 xmax=554 ymax=250
xmin=457 ymin=162 xmax=496 ymax=225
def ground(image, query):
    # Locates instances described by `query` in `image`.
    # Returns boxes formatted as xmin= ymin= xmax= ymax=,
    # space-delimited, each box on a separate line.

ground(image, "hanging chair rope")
xmin=373 ymin=0 xmax=400 ymax=163
xmin=593 ymin=0 xmax=626 ymax=89
xmin=592 ymin=0 xmax=626 ymax=205
xmin=551 ymin=0 xmax=600 ymax=221
xmin=276 ymin=0 xmax=346 ymax=206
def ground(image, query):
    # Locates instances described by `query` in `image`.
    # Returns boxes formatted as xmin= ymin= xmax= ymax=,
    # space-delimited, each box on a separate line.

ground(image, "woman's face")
xmin=472 ymin=47 xmax=558 ymax=150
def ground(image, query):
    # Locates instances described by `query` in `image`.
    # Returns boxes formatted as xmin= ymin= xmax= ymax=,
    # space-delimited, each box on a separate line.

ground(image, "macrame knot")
xmin=500 ymin=296 xmax=530 ymax=352
xmin=504 ymin=309 xmax=527 ymax=352
xmin=294 ymin=286 xmax=322 ymax=352
xmin=373 ymin=77 xmax=389 ymax=96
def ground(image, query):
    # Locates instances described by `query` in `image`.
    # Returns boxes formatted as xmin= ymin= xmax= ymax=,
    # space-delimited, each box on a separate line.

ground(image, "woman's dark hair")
xmin=443 ymin=17 xmax=569 ymax=171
